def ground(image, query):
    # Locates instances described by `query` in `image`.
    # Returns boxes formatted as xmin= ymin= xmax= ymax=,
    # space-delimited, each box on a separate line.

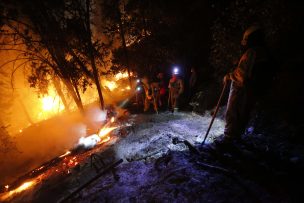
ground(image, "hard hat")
xmin=241 ymin=25 xmax=261 ymax=46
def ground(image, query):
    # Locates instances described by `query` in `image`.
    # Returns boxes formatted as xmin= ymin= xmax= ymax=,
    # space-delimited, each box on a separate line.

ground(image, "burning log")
xmin=0 ymin=116 xmax=119 ymax=199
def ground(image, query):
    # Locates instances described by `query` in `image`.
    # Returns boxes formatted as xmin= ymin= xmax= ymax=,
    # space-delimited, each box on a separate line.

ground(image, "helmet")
xmin=241 ymin=25 xmax=261 ymax=46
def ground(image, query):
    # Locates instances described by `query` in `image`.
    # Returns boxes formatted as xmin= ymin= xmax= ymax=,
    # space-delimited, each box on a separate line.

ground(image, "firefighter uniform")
xmin=143 ymin=82 xmax=159 ymax=113
xmin=224 ymin=25 xmax=273 ymax=140
xmin=168 ymin=76 xmax=184 ymax=112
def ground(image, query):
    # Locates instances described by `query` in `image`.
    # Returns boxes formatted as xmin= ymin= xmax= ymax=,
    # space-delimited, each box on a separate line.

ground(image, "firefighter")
xmin=143 ymin=77 xmax=159 ymax=114
xmin=216 ymin=25 xmax=275 ymax=147
xmin=168 ymin=68 xmax=184 ymax=112
xmin=135 ymin=78 xmax=145 ymax=107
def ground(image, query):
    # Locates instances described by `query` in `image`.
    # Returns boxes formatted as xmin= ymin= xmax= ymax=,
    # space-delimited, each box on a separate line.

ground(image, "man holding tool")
xmin=202 ymin=25 xmax=275 ymax=148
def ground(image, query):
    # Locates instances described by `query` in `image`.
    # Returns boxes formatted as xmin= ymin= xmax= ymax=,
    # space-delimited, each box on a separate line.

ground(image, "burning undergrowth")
xmin=2 ymin=110 xmax=299 ymax=202
xmin=0 ymin=105 xmax=127 ymax=202
xmin=0 ymin=111 xmax=226 ymax=202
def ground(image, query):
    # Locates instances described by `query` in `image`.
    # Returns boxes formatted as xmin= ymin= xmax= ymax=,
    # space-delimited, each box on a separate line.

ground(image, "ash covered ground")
xmin=2 ymin=111 xmax=304 ymax=202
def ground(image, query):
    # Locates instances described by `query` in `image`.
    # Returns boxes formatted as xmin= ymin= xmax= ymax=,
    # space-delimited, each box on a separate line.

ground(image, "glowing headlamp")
xmin=173 ymin=67 xmax=179 ymax=75
xmin=136 ymin=79 xmax=140 ymax=83
xmin=136 ymin=87 xmax=141 ymax=91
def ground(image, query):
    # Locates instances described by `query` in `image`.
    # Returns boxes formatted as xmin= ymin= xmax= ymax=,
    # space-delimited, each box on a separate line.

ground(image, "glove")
xmin=223 ymin=74 xmax=230 ymax=84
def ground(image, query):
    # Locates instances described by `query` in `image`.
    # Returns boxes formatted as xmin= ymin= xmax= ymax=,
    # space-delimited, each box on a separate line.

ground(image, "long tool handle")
xmin=202 ymin=82 xmax=228 ymax=145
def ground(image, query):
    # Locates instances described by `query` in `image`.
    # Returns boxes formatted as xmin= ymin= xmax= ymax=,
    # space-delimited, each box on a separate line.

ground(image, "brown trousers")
xmin=224 ymin=82 xmax=255 ymax=138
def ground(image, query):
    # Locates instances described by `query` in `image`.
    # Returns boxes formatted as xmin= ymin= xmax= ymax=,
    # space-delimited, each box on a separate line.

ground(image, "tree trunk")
xmin=117 ymin=3 xmax=132 ymax=87
xmin=53 ymin=77 xmax=70 ymax=113
xmin=62 ymin=79 xmax=84 ymax=114
xmin=85 ymin=0 xmax=105 ymax=110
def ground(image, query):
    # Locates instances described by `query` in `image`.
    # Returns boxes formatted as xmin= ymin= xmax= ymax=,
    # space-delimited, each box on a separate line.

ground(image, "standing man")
xmin=143 ymin=77 xmax=159 ymax=114
xmin=168 ymin=68 xmax=184 ymax=113
xmin=135 ymin=78 xmax=145 ymax=108
xmin=216 ymin=25 xmax=275 ymax=147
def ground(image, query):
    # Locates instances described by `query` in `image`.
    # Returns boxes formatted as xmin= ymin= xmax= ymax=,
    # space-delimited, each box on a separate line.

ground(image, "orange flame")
xmin=59 ymin=151 xmax=71 ymax=158
xmin=103 ymin=81 xmax=118 ymax=91
xmin=100 ymin=136 xmax=111 ymax=143
xmin=98 ymin=126 xmax=117 ymax=138
xmin=1 ymin=180 xmax=36 ymax=201
xmin=114 ymin=71 xmax=130 ymax=80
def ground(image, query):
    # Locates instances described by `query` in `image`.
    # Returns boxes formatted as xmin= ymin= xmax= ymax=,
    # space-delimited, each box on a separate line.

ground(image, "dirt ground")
xmin=1 ymin=111 xmax=303 ymax=202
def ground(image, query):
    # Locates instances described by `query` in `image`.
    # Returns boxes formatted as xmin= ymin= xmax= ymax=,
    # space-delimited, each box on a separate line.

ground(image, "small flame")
xmin=100 ymin=136 xmax=111 ymax=143
xmin=59 ymin=151 xmax=71 ymax=158
xmin=1 ymin=180 xmax=36 ymax=201
xmin=98 ymin=126 xmax=117 ymax=138
xmin=111 ymin=117 xmax=115 ymax=123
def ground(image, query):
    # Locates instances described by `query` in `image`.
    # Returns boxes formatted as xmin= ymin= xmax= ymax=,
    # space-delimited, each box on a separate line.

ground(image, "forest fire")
xmin=103 ymin=71 xmax=132 ymax=92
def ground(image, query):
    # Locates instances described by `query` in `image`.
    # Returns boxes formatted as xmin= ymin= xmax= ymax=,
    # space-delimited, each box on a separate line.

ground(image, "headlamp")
xmin=173 ymin=67 xmax=179 ymax=75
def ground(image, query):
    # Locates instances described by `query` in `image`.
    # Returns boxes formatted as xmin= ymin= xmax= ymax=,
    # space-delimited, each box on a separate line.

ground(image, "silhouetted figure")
xmin=217 ymin=25 xmax=275 ymax=146
xmin=168 ymin=72 xmax=184 ymax=112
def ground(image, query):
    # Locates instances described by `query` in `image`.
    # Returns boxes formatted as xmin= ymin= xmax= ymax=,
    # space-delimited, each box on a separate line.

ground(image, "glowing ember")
xmin=68 ymin=157 xmax=78 ymax=167
xmin=36 ymin=166 xmax=44 ymax=171
xmin=126 ymin=86 xmax=131 ymax=90
xmin=111 ymin=117 xmax=115 ymax=123
xmin=59 ymin=151 xmax=71 ymax=158
xmin=5 ymin=185 xmax=9 ymax=189
xmin=0 ymin=180 xmax=36 ymax=201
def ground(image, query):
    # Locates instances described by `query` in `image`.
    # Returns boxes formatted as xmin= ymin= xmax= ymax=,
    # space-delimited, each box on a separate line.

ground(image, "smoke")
xmin=78 ymin=134 xmax=101 ymax=149
xmin=0 ymin=48 xmax=133 ymax=186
